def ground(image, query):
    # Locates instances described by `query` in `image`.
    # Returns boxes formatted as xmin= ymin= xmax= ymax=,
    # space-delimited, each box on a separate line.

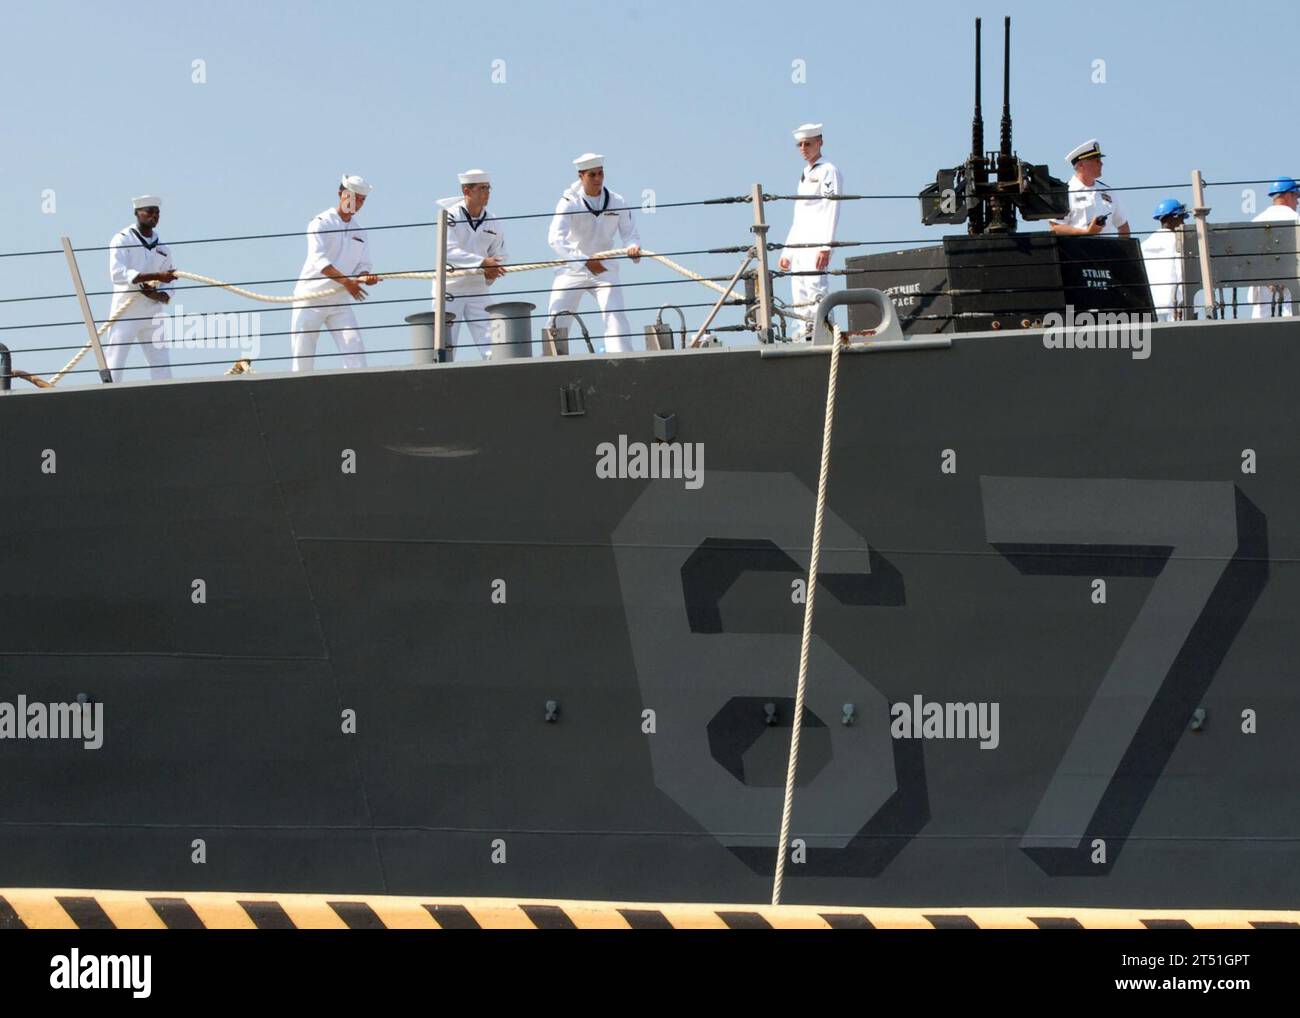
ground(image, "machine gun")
xmin=846 ymin=16 xmax=1151 ymax=335
xmin=919 ymin=17 xmax=1068 ymax=233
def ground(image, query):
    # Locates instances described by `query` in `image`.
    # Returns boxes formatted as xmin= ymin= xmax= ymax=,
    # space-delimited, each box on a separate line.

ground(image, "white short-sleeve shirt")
xmin=1053 ymin=175 xmax=1127 ymax=234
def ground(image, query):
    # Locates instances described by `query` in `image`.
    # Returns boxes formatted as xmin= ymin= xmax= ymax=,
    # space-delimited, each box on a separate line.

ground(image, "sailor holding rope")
xmin=290 ymin=175 xmax=380 ymax=372
xmin=105 ymin=195 xmax=177 ymax=381
xmin=546 ymin=154 xmax=642 ymax=352
xmin=435 ymin=169 xmax=508 ymax=360
xmin=778 ymin=124 xmax=841 ymax=340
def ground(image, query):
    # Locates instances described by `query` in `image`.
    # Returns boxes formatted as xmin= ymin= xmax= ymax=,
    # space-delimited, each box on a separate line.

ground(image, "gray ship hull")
xmin=1 ymin=319 xmax=1296 ymax=907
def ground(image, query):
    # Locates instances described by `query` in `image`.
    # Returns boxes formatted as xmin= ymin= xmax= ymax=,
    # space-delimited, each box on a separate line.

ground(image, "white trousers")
xmin=547 ymin=270 xmax=631 ymax=352
xmin=789 ymin=267 xmax=830 ymax=340
xmin=442 ymin=292 xmax=493 ymax=362
xmin=1249 ymin=284 xmax=1295 ymax=319
xmin=106 ymin=314 xmax=172 ymax=381
xmin=291 ymin=303 xmax=367 ymax=372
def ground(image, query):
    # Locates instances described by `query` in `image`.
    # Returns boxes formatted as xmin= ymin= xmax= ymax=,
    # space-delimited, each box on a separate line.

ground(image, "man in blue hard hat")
xmin=1266 ymin=177 xmax=1300 ymax=207
xmin=1247 ymin=177 xmax=1300 ymax=319
xmin=1141 ymin=199 xmax=1188 ymax=322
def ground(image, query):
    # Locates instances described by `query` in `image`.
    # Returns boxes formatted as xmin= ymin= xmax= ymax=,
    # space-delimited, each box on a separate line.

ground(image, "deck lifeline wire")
xmin=1 ymin=242 xmax=1285 ymax=320
xmin=4 ymin=176 xmax=1295 ymax=384
xmin=1 ymin=230 xmax=1283 ymax=310
xmin=0 ymin=177 xmax=1283 ymax=261
xmin=43 ymin=245 xmax=775 ymax=384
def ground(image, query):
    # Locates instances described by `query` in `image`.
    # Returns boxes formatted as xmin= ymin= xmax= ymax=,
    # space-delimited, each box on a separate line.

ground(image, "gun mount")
xmin=919 ymin=17 xmax=1069 ymax=233
xmin=845 ymin=17 xmax=1153 ymax=336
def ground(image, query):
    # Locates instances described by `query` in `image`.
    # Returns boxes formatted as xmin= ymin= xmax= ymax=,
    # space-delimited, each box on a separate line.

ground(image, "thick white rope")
xmin=771 ymin=320 xmax=845 ymax=906
xmin=50 ymin=248 xmax=739 ymax=382
xmin=172 ymin=248 xmax=712 ymax=303
xmin=51 ymin=247 xmax=820 ymax=380
xmin=49 ymin=293 xmax=147 ymax=385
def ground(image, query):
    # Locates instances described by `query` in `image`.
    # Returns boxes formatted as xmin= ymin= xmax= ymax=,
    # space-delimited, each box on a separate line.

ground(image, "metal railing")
xmin=7 ymin=169 xmax=1300 ymax=387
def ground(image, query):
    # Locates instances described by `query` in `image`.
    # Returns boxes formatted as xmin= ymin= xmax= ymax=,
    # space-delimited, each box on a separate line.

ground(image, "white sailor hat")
xmin=458 ymin=169 xmax=491 ymax=185
xmin=573 ymin=152 xmax=604 ymax=172
xmin=131 ymin=194 xmax=162 ymax=209
xmin=340 ymin=174 xmax=374 ymax=196
xmin=792 ymin=123 xmax=824 ymax=141
xmin=1066 ymin=139 xmax=1104 ymax=164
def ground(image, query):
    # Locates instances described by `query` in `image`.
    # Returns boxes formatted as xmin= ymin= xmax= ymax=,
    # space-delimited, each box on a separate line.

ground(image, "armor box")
xmin=845 ymin=234 xmax=1155 ymax=335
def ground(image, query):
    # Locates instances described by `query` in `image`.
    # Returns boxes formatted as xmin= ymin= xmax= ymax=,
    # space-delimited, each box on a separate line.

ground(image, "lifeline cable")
xmin=48 ymin=292 xmax=148 ymax=385
xmin=47 ymin=324 xmax=730 ymax=379
xmin=0 ymin=195 xmax=751 ymax=259
xmin=0 ymin=176 xmax=1281 ymax=261
xmin=47 ymin=246 xmax=767 ymax=384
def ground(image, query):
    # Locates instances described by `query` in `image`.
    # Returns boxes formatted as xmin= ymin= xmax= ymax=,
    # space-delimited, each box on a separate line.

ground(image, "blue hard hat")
xmin=1152 ymin=198 xmax=1187 ymax=221
xmin=1267 ymin=177 xmax=1300 ymax=196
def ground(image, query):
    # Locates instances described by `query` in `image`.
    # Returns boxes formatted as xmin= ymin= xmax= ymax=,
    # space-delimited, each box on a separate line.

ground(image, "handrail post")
xmin=60 ymin=236 xmax=113 ymax=383
xmin=1190 ymin=170 xmax=1218 ymax=320
xmin=750 ymin=183 xmax=775 ymax=342
xmin=434 ymin=208 xmax=449 ymax=362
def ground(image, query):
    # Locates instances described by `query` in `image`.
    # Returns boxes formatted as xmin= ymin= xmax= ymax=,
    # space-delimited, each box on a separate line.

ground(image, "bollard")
xmin=406 ymin=311 xmax=456 ymax=365
xmin=484 ymin=301 xmax=537 ymax=359
xmin=0 ymin=342 xmax=10 ymax=392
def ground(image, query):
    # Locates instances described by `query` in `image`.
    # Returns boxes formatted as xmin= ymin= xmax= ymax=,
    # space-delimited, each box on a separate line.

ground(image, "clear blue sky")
xmin=3 ymin=0 xmax=1296 ymax=382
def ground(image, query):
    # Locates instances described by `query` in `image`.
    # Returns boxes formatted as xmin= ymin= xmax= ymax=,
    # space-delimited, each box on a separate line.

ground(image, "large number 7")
xmin=981 ymin=477 xmax=1267 ymax=876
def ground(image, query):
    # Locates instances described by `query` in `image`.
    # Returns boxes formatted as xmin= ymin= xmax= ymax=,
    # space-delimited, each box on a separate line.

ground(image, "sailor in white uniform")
xmin=291 ymin=175 xmax=380 ymax=372
xmin=434 ymin=169 xmax=508 ymax=360
xmin=546 ymin=153 xmax=642 ymax=352
xmin=1247 ymin=177 xmax=1300 ymax=318
xmin=1050 ymin=140 xmax=1130 ymax=237
xmin=778 ymin=123 xmax=842 ymax=339
xmin=1140 ymin=199 xmax=1188 ymax=322
xmin=105 ymin=195 xmax=177 ymax=381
